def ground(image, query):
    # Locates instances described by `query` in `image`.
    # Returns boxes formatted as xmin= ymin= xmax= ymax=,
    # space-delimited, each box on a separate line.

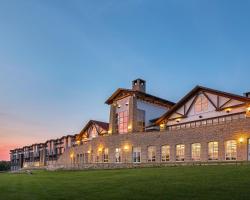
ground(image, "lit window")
xmin=148 ymin=146 xmax=156 ymax=162
xmin=208 ymin=142 xmax=218 ymax=160
xmin=225 ymin=140 xmax=237 ymax=160
xmin=195 ymin=95 xmax=208 ymax=113
xmin=115 ymin=148 xmax=121 ymax=163
xmin=103 ymin=148 xmax=109 ymax=163
xmin=176 ymin=144 xmax=185 ymax=161
xmin=137 ymin=109 xmax=145 ymax=132
xmin=118 ymin=111 xmax=128 ymax=134
xmin=161 ymin=145 xmax=170 ymax=162
xmin=133 ymin=147 xmax=141 ymax=163
xmin=192 ymin=143 xmax=201 ymax=161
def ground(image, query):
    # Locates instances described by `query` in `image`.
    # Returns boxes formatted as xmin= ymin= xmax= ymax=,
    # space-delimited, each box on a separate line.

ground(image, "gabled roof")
xmin=105 ymin=88 xmax=175 ymax=108
xmin=77 ymin=120 xmax=109 ymax=140
xmin=156 ymin=85 xmax=250 ymax=124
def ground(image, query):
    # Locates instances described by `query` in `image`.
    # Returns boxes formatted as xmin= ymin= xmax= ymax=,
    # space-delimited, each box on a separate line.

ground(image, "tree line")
xmin=0 ymin=161 xmax=11 ymax=171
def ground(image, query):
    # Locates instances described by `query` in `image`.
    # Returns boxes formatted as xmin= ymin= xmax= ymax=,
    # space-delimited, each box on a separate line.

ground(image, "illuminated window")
xmin=225 ymin=140 xmax=237 ymax=160
xmin=161 ymin=145 xmax=170 ymax=162
xmin=118 ymin=111 xmax=128 ymax=134
xmin=96 ymin=149 xmax=102 ymax=163
xmin=176 ymin=144 xmax=185 ymax=161
xmin=148 ymin=146 xmax=156 ymax=162
xmin=192 ymin=143 xmax=201 ymax=161
xmin=208 ymin=142 xmax=218 ymax=160
xmin=115 ymin=148 xmax=121 ymax=163
xmin=195 ymin=95 xmax=208 ymax=113
xmin=133 ymin=147 xmax=141 ymax=163
xmin=137 ymin=109 xmax=145 ymax=132
xmin=103 ymin=148 xmax=109 ymax=163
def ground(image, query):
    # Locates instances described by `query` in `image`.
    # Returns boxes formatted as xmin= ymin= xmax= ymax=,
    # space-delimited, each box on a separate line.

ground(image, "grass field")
xmin=0 ymin=165 xmax=250 ymax=200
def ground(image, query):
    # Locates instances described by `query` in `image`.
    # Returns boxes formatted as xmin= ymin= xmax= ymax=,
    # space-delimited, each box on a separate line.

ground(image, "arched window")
xmin=161 ymin=145 xmax=170 ymax=162
xmin=208 ymin=142 xmax=218 ymax=160
xmin=225 ymin=140 xmax=237 ymax=160
xmin=148 ymin=146 xmax=156 ymax=162
xmin=176 ymin=144 xmax=185 ymax=161
xmin=192 ymin=143 xmax=201 ymax=161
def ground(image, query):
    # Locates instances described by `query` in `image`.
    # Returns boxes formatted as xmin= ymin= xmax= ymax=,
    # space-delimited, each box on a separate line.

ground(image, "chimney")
xmin=244 ymin=92 xmax=250 ymax=98
xmin=132 ymin=79 xmax=146 ymax=93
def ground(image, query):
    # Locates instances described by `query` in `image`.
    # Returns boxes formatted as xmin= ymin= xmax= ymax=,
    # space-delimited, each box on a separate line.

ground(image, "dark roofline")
xmin=105 ymin=88 xmax=175 ymax=107
xmin=156 ymin=85 xmax=250 ymax=124
xmin=77 ymin=120 xmax=109 ymax=139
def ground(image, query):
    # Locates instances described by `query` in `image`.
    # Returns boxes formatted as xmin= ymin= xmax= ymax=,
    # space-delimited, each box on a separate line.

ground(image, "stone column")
xmin=109 ymin=104 xmax=117 ymax=134
xmin=128 ymin=96 xmax=137 ymax=133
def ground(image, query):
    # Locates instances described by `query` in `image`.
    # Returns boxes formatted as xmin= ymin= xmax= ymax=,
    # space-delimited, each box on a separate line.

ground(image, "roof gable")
xmin=105 ymin=88 xmax=175 ymax=108
xmin=156 ymin=85 xmax=250 ymax=124
xmin=77 ymin=120 xmax=109 ymax=140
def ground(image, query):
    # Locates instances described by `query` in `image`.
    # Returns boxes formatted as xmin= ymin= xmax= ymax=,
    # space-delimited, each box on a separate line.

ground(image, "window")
xmin=225 ymin=140 xmax=237 ymax=160
xmin=118 ymin=111 xmax=128 ymax=134
xmin=96 ymin=150 xmax=101 ymax=163
xmin=161 ymin=145 xmax=170 ymax=162
xmin=148 ymin=146 xmax=156 ymax=162
xmin=115 ymin=148 xmax=121 ymax=163
xmin=137 ymin=109 xmax=145 ymax=132
xmin=103 ymin=148 xmax=109 ymax=163
xmin=133 ymin=147 xmax=141 ymax=163
xmin=208 ymin=142 xmax=218 ymax=160
xmin=176 ymin=144 xmax=185 ymax=161
xmin=195 ymin=95 xmax=208 ymax=113
xmin=192 ymin=143 xmax=201 ymax=161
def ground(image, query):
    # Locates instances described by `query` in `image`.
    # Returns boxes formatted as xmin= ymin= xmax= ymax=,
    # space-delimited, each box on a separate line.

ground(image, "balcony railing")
xmin=166 ymin=112 xmax=246 ymax=131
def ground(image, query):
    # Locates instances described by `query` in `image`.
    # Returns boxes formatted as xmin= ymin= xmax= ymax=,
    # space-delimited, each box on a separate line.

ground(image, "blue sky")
xmin=0 ymin=0 xmax=250 ymax=160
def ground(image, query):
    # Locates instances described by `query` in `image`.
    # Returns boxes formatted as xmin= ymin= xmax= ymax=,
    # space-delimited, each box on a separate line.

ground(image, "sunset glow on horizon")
xmin=1 ymin=1 xmax=250 ymax=160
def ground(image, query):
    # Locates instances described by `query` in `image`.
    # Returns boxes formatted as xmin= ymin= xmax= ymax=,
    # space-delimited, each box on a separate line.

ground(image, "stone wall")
xmin=54 ymin=118 xmax=250 ymax=169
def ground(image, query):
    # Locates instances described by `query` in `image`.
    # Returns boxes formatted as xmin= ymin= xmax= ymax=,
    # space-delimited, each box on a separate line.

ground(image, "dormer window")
xmin=195 ymin=96 xmax=208 ymax=113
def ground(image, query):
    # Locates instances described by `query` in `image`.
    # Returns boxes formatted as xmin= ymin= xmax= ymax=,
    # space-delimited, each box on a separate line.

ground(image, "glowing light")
xmin=87 ymin=150 xmax=91 ymax=154
xmin=124 ymin=145 xmax=129 ymax=151
xmin=225 ymin=108 xmax=232 ymax=113
xmin=239 ymin=137 xmax=244 ymax=143
xmin=76 ymin=140 xmax=80 ymax=145
xmin=247 ymin=107 xmax=250 ymax=112
xmin=98 ymin=148 xmax=102 ymax=152
xmin=160 ymin=124 xmax=165 ymax=128
xmin=108 ymin=130 xmax=112 ymax=134
xmin=176 ymin=118 xmax=181 ymax=123
xmin=128 ymin=125 xmax=132 ymax=130
xmin=70 ymin=153 xmax=74 ymax=158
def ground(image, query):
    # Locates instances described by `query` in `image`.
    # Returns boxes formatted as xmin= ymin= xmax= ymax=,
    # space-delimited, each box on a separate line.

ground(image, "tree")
xmin=0 ymin=161 xmax=11 ymax=171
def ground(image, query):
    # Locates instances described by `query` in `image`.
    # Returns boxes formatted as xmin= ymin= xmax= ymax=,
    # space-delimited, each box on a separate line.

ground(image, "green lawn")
xmin=0 ymin=165 xmax=250 ymax=200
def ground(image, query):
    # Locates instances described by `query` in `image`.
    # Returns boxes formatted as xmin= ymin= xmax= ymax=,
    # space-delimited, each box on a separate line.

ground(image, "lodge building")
xmin=10 ymin=79 xmax=250 ymax=170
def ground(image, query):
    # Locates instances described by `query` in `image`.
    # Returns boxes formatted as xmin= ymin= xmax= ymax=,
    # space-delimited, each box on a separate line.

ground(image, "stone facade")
xmin=54 ymin=117 xmax=250 ymax=169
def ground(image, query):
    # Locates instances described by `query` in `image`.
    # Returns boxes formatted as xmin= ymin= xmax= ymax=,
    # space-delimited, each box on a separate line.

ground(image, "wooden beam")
xmin=219 ymin=98 xmax=232 ymax=109
xmin=202 ymin=91 xmax=217 ymax=109
xmin=218 ymin=103 xmax=246 ymax=111
xmin=184 ymin=94 xmax=199 ymax=117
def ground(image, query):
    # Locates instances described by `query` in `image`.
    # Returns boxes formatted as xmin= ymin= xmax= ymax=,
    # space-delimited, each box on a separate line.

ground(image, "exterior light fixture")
xmin=176 ymin=119 xmax=181 ymax=123
xmin=87 ymin=150 xmax=91 ymax=154
xmin=247 ymin=107 xmax=250 ymax=112
xmin=98 ymin=148 xmax=102 ymax=152
xmin=77 ymin=140 xmax=80 ymax=145
xmin=160 ymin=124 xmax=165 ymax=128
xmin=239 ymin=137 xmax=244 ymax=144
xmin=225 ymin=108 xmax=232 ymax=113
xmin=128 ymin=125 xmax=132 ymax=130
xmin=124 ymin=145 xmax=129 ymax=151
xmin=70 ymin=153 xmax=74 ymax=158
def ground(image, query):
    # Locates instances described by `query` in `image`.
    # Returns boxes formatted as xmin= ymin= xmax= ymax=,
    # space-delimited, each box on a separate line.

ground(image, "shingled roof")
xmin=156 ymin=85 xmax=250 ymax=125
